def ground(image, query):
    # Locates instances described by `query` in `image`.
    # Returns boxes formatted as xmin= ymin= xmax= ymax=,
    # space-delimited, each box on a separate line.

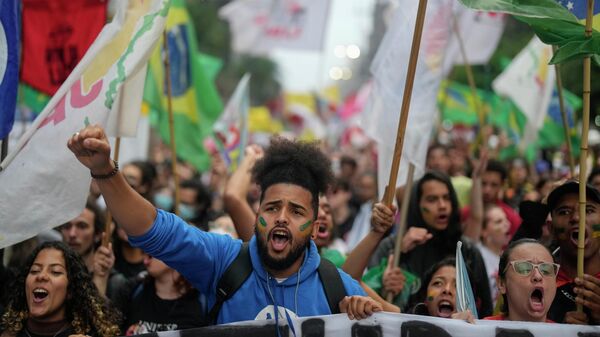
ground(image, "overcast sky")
xmin=271 ymin=0 xmax=376 ymax=92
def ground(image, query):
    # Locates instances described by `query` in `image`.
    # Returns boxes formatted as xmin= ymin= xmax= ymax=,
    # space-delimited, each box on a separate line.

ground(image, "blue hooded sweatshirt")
xmin=129 ymin=209 xmax=366 ymax=324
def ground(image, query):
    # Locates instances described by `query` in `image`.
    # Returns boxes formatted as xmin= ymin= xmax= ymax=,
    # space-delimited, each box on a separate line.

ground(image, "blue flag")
xmin=0 ymin=0 xmax=19 ymax=139
xmin=456 ymin=241 xmax=479 ymax=319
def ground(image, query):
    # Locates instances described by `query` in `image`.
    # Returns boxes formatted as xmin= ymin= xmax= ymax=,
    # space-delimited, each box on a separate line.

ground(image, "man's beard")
xmin=256 ymin=227 xmax=310 ymax=272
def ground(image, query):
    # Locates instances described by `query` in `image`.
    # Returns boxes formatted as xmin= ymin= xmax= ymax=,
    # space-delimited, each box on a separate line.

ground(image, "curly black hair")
xmin=1 ymin=241 xmax=121 ymax=337
xmin=251 ymin=137 xmax=333 ymax=218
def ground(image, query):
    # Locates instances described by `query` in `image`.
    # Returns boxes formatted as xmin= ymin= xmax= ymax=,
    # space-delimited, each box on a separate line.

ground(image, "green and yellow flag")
xmin=144 ymin=0 xmax=223 ymax=172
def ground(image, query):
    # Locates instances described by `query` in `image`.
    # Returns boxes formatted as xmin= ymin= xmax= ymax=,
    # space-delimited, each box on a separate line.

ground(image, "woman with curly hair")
xmin=1 ymin=241 xmax=121 ymax=337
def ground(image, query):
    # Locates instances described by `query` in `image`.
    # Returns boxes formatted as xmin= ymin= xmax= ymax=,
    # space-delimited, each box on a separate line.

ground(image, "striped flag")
xmin=0 ymin=0 xmax=170 ymax=248
xmin=0 ymin=0 xmax=19 ymax=140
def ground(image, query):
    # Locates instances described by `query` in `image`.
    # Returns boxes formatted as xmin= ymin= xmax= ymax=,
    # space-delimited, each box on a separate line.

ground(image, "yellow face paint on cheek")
xmin=593 ymin=224 xmax=600 ymax=238
xmin=426 ymin=289 xmax=440 ymax=303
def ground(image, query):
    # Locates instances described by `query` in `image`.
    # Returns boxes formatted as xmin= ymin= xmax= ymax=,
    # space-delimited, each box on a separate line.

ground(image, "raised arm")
xmin=342 ymin=202 xmax=396 ymax=280
xmin=462 ymin=151 xmax=488 ymax=242
xmin=223 ymin=145 xmax=264 ymax=241
xmin=68 ymin=125 xmax=156 ymax=236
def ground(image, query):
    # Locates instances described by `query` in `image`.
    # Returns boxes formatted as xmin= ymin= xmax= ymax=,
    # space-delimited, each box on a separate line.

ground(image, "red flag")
xmin=21 ymin=0 xmax=106 ymax=96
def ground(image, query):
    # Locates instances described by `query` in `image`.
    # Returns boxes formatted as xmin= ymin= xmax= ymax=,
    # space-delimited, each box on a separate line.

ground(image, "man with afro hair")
xmin=68 ymin=127 xmax=381 ymax=325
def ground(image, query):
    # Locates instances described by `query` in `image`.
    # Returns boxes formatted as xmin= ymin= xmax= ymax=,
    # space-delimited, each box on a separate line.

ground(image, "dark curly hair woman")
xmin=1 ymin=241 xmax=121 ymax=337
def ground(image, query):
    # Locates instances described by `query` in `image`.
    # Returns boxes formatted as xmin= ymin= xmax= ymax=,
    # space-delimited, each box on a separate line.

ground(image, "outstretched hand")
xmin=67 ymin=125 xmax=113 ymax=175
xmin=339 ymin=295 xmax=383 ymax=320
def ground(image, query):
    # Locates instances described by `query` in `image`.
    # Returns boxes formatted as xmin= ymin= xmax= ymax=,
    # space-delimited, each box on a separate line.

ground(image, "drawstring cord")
xmin=265 ymin=265 xmax=302 ymax=337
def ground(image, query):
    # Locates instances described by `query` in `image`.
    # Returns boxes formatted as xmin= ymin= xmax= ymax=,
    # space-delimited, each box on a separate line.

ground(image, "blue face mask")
xmin=179 ymin=204 xmax=198 ymax=221
xmin=153 ymin=194 xmax=173 ymax=211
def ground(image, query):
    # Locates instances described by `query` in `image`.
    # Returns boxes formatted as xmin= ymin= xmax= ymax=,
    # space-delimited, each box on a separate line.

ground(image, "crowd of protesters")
xmin=2 ymin=124 xmax=600 ymax=337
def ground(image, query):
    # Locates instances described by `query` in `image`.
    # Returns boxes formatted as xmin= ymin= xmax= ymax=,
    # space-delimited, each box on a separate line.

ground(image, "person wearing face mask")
xmin=0 ymin=241 xmax=120 ymax=337
xmin=178 ymin=179 xmax=212 ymax=231
xmin=366 ymin=171 xmax=492 ymax=315
xmin=483 ymin=239 xmax=558 ymax=322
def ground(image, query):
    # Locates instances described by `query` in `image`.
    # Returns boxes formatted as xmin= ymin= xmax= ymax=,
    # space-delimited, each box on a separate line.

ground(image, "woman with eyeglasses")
xmin=484 ymin=238 xmax=558 ymax=322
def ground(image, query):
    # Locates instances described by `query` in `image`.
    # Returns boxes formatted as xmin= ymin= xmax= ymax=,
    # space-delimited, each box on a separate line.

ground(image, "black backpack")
xmin=204 ymin=243 xmax=347 ymax=325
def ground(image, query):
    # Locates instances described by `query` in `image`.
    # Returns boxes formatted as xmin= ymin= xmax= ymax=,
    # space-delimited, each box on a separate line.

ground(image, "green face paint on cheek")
xmin=259 ymin=216 xmax=267 ymax=228
xmin=421 ymin=207 xmax=430 ymax=214
xmin=299 ymin=220 xmax=312 ymax=232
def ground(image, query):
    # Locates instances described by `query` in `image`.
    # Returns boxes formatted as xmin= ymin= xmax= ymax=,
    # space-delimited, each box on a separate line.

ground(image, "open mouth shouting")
xmin=436 ymin=213 xmax=449 ymax=226
xmin=315 ymin=221 xmax=330 ymax=240
xmin=32 ymin=288 xmax=49 ymax=303
xmin=569 ymin=228 xmax=589 ymax=247
xmin=437 ymin=299 xmax=455 ymax=318
xmin=269 ymin=227 xmax=291 ymax=253
xmin=529 ymin=287 xmax=545 ymax=313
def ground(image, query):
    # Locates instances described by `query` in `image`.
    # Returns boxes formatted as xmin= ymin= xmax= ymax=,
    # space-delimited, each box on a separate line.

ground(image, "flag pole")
xmin=101 ymin=137 xmax=121 ymax=247
xmin=552 ymin=46 xmax=575 ymax=177
xmin=386 ymin=163 xmax=415 ymax=302
xmin=163 ymin=30 xmax=180 ymax=216
xmin=452 ymin=14 xmax=487 ymax=150
xmin=577 ymin=0 xmax=594 ymax=313
xmin=382 ymin=0 xmax=428 ymax=206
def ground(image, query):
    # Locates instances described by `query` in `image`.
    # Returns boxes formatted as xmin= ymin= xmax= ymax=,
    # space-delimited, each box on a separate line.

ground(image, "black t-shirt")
xmin=121 ymin=281 xmax=205 ymax=335
xmin=547 ymin=281 xmax=593 ymax=323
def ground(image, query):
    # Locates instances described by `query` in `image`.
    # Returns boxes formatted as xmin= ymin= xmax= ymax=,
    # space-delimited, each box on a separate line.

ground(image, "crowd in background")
xmin=2 ymin=130 xmax=600 ymax=336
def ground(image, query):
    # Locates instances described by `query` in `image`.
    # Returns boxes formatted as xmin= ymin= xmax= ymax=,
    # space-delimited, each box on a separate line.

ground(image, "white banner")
xmin=442 ymin=5 xmax=505 ymax=74
xmin=0 ymin=0 xmax=169 ymax=248
xmin=361 ymin=0 xmax=453 ymax=199
xmin=146 ymin=312 xmax=600 ymax=337
xmin=492 ymin=37 xmax=555 ymax=149
xmin=219 ymin=0 xmax=331 ymax=55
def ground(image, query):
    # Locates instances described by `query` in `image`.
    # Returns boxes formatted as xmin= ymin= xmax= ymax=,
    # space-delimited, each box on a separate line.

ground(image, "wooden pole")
xmin=452 ymin=15 xmax=487 ymax=150
xmin=102 ymin=137 xmax=121 ymax=247
xmin=382 ymin=0 xmax=429 ymax=206
xmin=163 ymin=30 xmax=180 ymax=215
xmin=577 ymin=0 xmax=594 ymax=313
xmin=386 ymin=163 xmax=415 ymax=302
xmin=552 ymin=46 xmax=575 ymax=177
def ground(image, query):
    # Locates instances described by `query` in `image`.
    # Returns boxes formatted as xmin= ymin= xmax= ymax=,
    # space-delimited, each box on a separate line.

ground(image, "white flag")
xmin=219 ymin=0 xmax=331 ymax=55
xmin=361 ymin=0 xmax=454 ymax=199
xmin=442 ymin=5 xmax=505 ymax=74
xmin=213 ymin=73 xmax=251 ymax=169
xmin=492 ymin=37 xmax=555 ymax=148
xmin=0 ymin=0 xmax=170 ymax=248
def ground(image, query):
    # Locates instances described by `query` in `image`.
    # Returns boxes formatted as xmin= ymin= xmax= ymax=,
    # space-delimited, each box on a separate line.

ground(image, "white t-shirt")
xmin=475 ymin=242 xmax=500 ymax=307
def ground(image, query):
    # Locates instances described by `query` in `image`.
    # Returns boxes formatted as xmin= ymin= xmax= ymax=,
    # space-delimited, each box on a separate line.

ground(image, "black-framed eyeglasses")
xmin=504 ymin=260 xmax=560 ymax=277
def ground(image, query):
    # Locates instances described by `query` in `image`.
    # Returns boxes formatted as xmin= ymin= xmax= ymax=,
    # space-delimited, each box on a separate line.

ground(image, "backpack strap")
xmin=205 ymin=242 xmax=252 ymax=325
xmin=317 ymin=258 xmax=347 ymax=314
